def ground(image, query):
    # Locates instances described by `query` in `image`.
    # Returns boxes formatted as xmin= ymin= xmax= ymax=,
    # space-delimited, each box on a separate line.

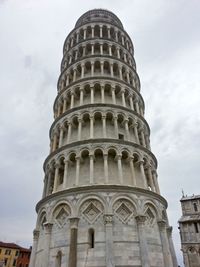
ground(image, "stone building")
xmin=29 ymin=9 xmax=178 ymax=267
xmin=179 ymin=194 xmax=200 ymax=267
xmin=0 ymin=242 xmax=31 ymax=267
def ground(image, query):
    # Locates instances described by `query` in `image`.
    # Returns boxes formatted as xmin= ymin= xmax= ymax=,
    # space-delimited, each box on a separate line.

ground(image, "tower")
xmin=29 ymin=9 xmax=178 ymax=267
xmin=179 ymin=194 xmax=200 ymax=267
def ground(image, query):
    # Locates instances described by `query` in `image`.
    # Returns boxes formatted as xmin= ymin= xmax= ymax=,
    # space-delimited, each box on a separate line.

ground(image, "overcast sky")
xmin=0 ymin=0 xmax=200 ymax=266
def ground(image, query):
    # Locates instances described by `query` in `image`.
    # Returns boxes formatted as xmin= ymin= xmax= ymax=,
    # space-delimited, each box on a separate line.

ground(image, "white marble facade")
xmin=29 ymin=9 xmax=178 ymax=267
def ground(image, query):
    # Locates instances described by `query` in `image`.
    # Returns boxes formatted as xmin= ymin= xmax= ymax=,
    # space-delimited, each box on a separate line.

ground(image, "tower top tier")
xmin=75 ymin=9 xmax=124 ymax=29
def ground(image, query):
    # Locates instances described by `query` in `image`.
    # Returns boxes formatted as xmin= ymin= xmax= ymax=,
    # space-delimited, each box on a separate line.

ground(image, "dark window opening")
xmin=89 ymin=229 xmax=95 ymax=248
xmin=118 ymin=134 xmax=124 ymax=140
xmin=193 ymin=203 xmax=198 ymax=212
xmin=194 ymin=222 xmax=199 ymax=233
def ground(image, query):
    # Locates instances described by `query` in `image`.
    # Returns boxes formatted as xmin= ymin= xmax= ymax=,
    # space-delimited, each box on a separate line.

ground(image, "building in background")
xmin=29 ymin=9 xmax=178 ymax=267
xmin=179 ymin=194 xmax=200 ymax=267
xmin=0 ymin=242 xmax=31 ymax=267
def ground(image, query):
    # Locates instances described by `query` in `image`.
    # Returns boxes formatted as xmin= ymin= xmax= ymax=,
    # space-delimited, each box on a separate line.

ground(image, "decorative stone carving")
xmin=104 ymin=214 xmax=113 ymax=225
xmin=80 ymin=199 xmax=103 ymax=224
xmin=53 ymin=204 xmax=71 ymax=228
xmin=113 ymin=199 xmax=135 ymax=223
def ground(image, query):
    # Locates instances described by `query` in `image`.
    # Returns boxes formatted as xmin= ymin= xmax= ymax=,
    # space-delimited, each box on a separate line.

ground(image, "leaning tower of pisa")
xmin=29 ymin=9 xmax=178 ymax=267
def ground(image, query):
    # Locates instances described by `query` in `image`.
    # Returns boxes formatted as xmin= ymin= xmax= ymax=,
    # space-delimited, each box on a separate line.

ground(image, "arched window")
xmin=55 ymin=251 xmax=62 ymax=267
xmin=88 ymin=228 xmax=95 ymax=248
xmin=193 ymin=202 xmax=198 ymax=212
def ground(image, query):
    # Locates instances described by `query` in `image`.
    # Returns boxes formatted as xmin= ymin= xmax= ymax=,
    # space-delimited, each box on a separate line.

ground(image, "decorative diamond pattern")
xmin=115 ymin=203 xmax=132 ymax=223
xmin=83 ymin=202 xmax=101 ymax=223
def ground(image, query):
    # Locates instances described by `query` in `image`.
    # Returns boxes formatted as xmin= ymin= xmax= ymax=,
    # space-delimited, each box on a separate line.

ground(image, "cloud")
xmin=0 ymin=1 xmax=200 ymax=265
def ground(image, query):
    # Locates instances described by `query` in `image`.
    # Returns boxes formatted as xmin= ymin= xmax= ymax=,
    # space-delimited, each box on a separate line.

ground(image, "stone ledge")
xmin=36 ymin=184 xmax=167 ymax=212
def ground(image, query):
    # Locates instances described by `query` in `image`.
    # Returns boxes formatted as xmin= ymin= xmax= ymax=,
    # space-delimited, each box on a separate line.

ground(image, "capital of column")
xmin=135 ymin=215 xmax=146 ymax=225
xmin=116 ymin=154 xmax=122 ymax=160
xmin=69 ymin=217 xmax=80 ymax=229
xmin=43 ymin=222 xmax=53 ymax=233
xmin=167 ymin=226 xmax=173 ymax=236
xmin=64 ymin=158 xmax=69 ymax=164
xmin=157 ymin=220 xmax=167 ymax=231
xmin=33 ymin=229 xmax=40 ymax=240
xmin=55 ymin=162 xmax=60 ymax=169
xmin=104 ymin=214 xmax=113 ymax=225
xmin=89 ymin=114 xmax=94 ymax=120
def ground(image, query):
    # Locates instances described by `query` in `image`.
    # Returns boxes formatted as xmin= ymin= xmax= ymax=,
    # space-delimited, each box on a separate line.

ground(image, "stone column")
xmin=57 ymin=104 xmax=61 ymax=117
xmin=104 ymin=215 xmax=114 ymax=267
xmin=52 ymin=133 xmax=58 ymax=151
xmin=100 ymin=61 xmax=104 ymax=75
xmin=70 ymin=91 xmax=75 ymax=109
xmin=75 ymin=156 xmax=80 ymax=186
xmin=107 ymin=27 xmax=111 ymax=38
xmin=124 ymin=119 xmax=130 ymax=140
xmin=117 ymin=155 xmax=123 ymax=184
xmin=91 ymin=61 xmax=94 ymax=76
xmin=135 ymin=99 xmax=140 ymax=113
xmin=78 ymin=117 xmax=82 ymax=141
xmin=102 ymin=115 xmax=107 ymax=138
xmin=135 ymin=215 xmax=150 ymax=267
xmin=110 ymin=62 xmax=114 ymax=77
xmin=113 ymin=115 xmax=118 ymax=138
xmin=100 ymin=43 xmax=103 ymax=55
xmin=158 ymin=220 xmax=173 ymax=267
xmin=90 ymin=85 xmax=94 ymax=103
xmin=83 ymin=28 xmax=86 ymax=39
xmin=147 ymin=166 xmax=156 ymax=192
xmin=140 ymin=129 xmax=146 ymax=147
xmin=121 ymin=89 xmax=126 ymax=107
xmin=75 ymin=50 xmax=78 ymax=61
xmin=167 ymin=226 xmax=178 ymax=267
xmin=115 ymin=30 xmax=118 ymax=42
xmin=108 ymin=44 xmax=112 ymax=56
xmin=76 ymin=31 xmax=79 ymax=43
xmin=69 ymin=55 xmax=72 ymax=64
xmin=133 ymin=122 xmax=139 ymax=143
xmin=68 ymin=217 xmax=79 ymax=267
xmin=129 ymin=95 xmax=134 ymax=110
xmin=103 ymin=154 xmax=108 ymax=183
xmin=63 ymin=97 xmax=67 ymax=113
xmin=129 ymin=156 xmax=136 ymax=186
xmin=91 ymin=43 xmax=94 ymax=55
xmin=138 ymin=161 xmax=148 ymax=189
xmin=89 ymin=154 xmax=94 ymax=184
xmin=145 ymin=133 xmax=151 ymax=150
xmin=119 ymin=66 xmax=122 ymax=80
xmin=91 ymin=26 xmax=94 ymax=38
xmin=80 ymin=86 xmax=84 ymax=105
xmin=73 ymin=69 xmax=77 ymax=82
xmin=121 ymin=35 xmax=125 ymax=45
xmin=46 ymin=171 xmax=52 ymax=196
xmin=100 ymin=25 xmax=103 ymax=38
xmin=42 ymin=175 xmax=48 ymax=198
xmin=81 ymin=63 xmax=85 ymax=78
xmin=53 ymin=163 xmax=59 ymax=193
xmin=111 ymin=86 xmax=116 ymax=104
xmin=58 ymin=126 xmax=64 ymax=148
xmin=29 ymin=229 xmax=40 ymax=267
xmin=101 ymin=83 xmax=105 ymax=103
xmin=43 ymin=222 xmax=53 ymax=267
xmin=63 ymin=159 xmax=68 ymax=188
xmin=67 ymin=122 xmax=72 ymax=144
xmin=66 ymin=73 xmax=70 ymax=86
xmin=90 ymin=115 xmax=94 ymax=138
xmin=83 ymin=46 xmax=86 ymax=57
xmin=152 ymin=170 xmax=160 ymax=194
xmin=124 ymin=53 xmax=127 ymax=63
xmin=116 ymin=47 xmax=120 ymax=59
xmin=126 ymin=71 xmax=130 ymax=83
